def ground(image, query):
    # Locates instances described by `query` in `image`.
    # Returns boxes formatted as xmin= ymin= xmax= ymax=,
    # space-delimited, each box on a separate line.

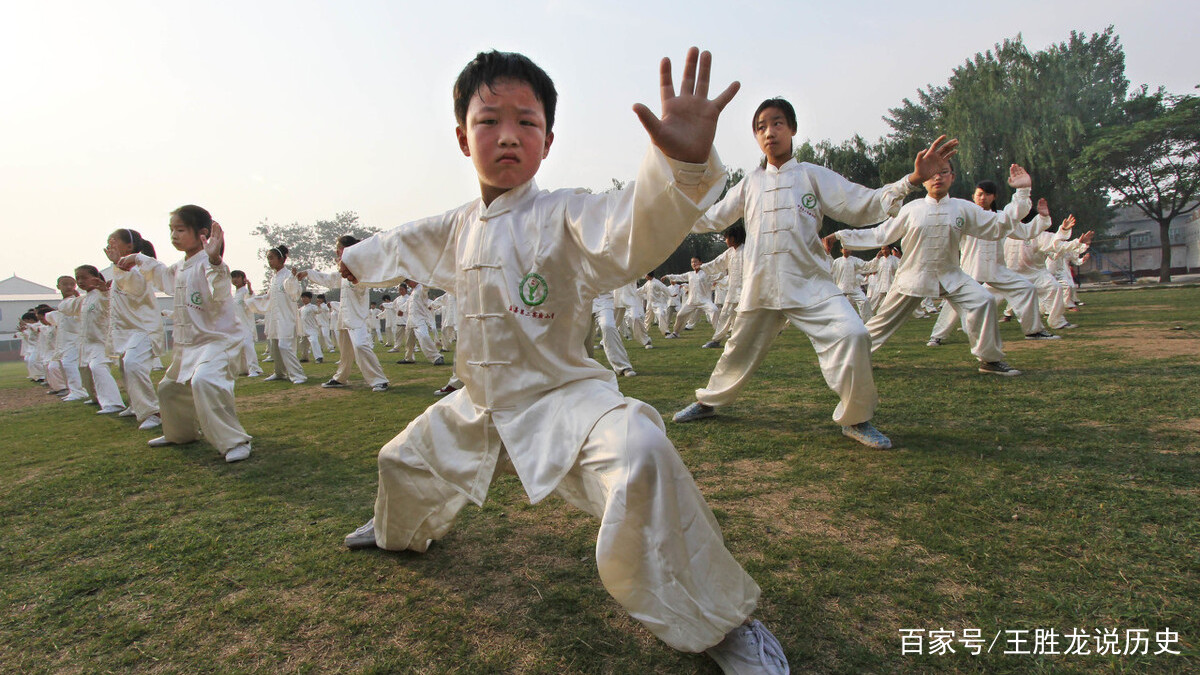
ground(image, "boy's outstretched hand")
xmin=910 ymin=136 xmax=959 ymax=184
xmin=1037 ymin=198 xmax=1050 ymax=217
xmin=633 ymin=47 xmax=739 ymax=164
xmin=1007 ymin=164 xmax=1032 ymax=190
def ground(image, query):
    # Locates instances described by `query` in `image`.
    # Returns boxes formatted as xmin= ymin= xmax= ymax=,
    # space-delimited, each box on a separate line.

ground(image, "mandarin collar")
xmin=764 ymin=158 xmax=798 ymax=175
xmin=480 ymin=179 xmax=539 ymax=221
xmin=924 ymin=193 xmax=951 ymax=205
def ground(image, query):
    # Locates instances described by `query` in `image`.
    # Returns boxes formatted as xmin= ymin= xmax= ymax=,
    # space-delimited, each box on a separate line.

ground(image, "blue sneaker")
xmin=673 ymin=402 xmax=716 ymax=423
xmin=841 ymin=421 xmax=892 ymax=449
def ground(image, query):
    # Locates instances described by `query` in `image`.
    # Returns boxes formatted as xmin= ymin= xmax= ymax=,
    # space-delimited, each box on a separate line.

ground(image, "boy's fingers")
xmin=694 ymin=50 xmax=711 ymax=99
xmin=633 ymin=103 xmax=662 ymax=137
xmin=658 ymin=57 xmax=675 ymax=102
xmin=712 ymin=81 xmax=740 ymax=111
xmin=679 ymin=47 xmax=699 ymax=96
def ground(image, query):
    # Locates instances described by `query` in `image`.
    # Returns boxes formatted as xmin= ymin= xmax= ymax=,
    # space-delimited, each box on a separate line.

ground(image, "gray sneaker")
xmin=673 ymin=402 xmax=716 ymax=423
xmin=702 ymin=340 xmax=722 ymax=349
xmin=706 ymin=620 xmax=789 ymax=675
xmin=1024 ymin=330 xmax=1061 ymax=340
xmin=345 ymin=518 xmax=378 ymax=549
xmin=841 ymin=421 xmax=892 ymax=450
xmin=978 ymin=361 xmax=1022 ymax=376
xmin=926 ymin=337 xmax=943 ymax=347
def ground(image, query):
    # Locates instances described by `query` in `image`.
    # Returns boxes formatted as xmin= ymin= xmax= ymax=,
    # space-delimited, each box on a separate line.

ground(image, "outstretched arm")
xmin=909 ymin=136 xmax=960 ymax=185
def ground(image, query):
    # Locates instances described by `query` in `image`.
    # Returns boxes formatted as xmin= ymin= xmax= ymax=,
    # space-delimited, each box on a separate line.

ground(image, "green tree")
xmin=251 ymin=211 xmax=379 ymax=287
xmin=880 ymin=28 xmax=1128 ymax=230
xmin=1073 ymin=90 xmax=1200 ymax=282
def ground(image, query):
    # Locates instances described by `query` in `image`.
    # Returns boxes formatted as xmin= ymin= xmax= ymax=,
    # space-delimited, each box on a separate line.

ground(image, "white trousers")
xmin=868 ymin=282 xmax=1004 ymax=362
xmin=404 ymin=323 xmax=441 ymax=363
xmin=615 ymin=306 xmax=650 ymax=347
xmin=45 ymin=360 xmax=67 ymax=392
xmin=1018 ymin=270 xmax=1068 ymax=329
xmin=697 ymin=297 xmax=877 ymax=426
xmin=644 ymin=305 xmax=672 ymax=337
xmin=591 ymin=307 xmax=633 ymax=373
xmin=80 ymin=344 xmax=125 ymax=409
xmin=60 ymin=345 xmax=87 ymax=398
xmin=158 ymin=354 xmax=251 ymax=455
xmin=119 ymin=334 xmax=160 ymax=421
xmin=238 ymin=328 xmax=262 ymax=376
xmin=372 ymin=400 xmax=759 ymax=652
xmin=299 ymin=329 xmax=324 ymax=361
xmin=709 ymin=302 xmax=738 ymax=342
xmin=333 ymin=327 xmax=387 ymax=386
xmin=844 ymin=290 xmax=872 ymax=323
xmin=931 ymin=268 xmax=1044 ymax=339
xmin=268 ymin=337 xmax=306 ymax=382
xmin=673 ymin=300 xmax=719 ymax=334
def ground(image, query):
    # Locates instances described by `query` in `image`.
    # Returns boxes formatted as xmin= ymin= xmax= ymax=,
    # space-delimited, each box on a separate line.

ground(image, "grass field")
xmin=1 ymin=286 xmax=1197 ymax=674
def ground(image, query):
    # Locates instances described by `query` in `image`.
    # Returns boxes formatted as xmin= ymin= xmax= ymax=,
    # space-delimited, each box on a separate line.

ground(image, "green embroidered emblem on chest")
xmin=519 ymin=273 xmax=548 ymax=307
xmin=955 ymin=216 xmax=965 ymax=228
xmin=190 ymin=292 xmax=203 ymax=305
xmin=801 ymin=193 xmax=817 ymax=209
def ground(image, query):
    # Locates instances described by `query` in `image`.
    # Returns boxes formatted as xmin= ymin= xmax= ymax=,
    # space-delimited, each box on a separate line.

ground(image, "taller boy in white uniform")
xmin=663 ymin=257 xmax=719 ymax=339
xmin=338 ymin=49 xmax=788 ymax=674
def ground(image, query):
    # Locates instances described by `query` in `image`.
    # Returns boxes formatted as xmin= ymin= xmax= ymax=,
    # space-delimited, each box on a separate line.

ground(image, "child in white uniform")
xmin=105 ymin=229 xmax=167 ymax=427
xmin=664 ymin=257 xmax=720 ymax=338
xmin=297 ymin=292 xmax=324 ymax=363
xmin=700 ymin=225 xmax=745 ymax=349
xmin=47 ymin=276 xmax=89 ymax=402
xmin=339 ymin=49 xmax=787 ymax=673
xmin=300 ymin=235 xmax=390 ymax=392
xmin=230 ymin=270 xmax=264 ymax=377
xmin=55 ymin=265 xmax=126 ymax=414
xmin=118 ymin=205 xmax=252 ymax=462
xmin=246 ymin=246 xmax=307 ymax=383
xmin=675 ymin=97 xmax=957 ymax=451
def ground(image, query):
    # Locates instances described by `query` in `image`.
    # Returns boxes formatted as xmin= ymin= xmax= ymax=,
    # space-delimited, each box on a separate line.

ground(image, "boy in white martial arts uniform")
xmin=864 ymin=245 xmax=898 ymax=312
xmin=18 ymin=314 xmax=46 ymax=382
xmin=829 ymin=163 xmax=1046 ymax=376
xmin=638 ymin=271 xmax=673 ymax=338
xmin=700 ymin=224 xmax=745 ymax=349
xmin=339 ymin=49 xmax=788 ymax=674
xmin=674 ymin=97 xmax=958 ymax=451
xmin=664 ymin=256 xmax=720 ymax=339
xmin=297 ymin=292 xmax=325 ymax=363
xmin=35 ymin=307 xmax=69 ymax=395
xmin=831 ymin=246 xmax=872 ymax=323
xmin=428 ymin=291 xmax=457 ymax=347
xmin=315 ymin=295 xmax=336 ymax=353
xmin=1004 ymin=215 xmax=1094 ymax=331
xmin=299 ymin=235 xmax=390 ymax=392
xmin=230 ymin=270 xmax=264 ymax=377
xmin=105 ymin=229 xmax=167 ymax=427
xmin=55 ymin=265 xmax=126 ymax=414
xmin=247 ymin=246 xmax=307 ymax=383
xmin=47 ymin=276 xmax=90 ymax=402
xmin=118 ymin=205 xmax=252 ymax=463
xmin=383 ymin=286 xmax=410 ymax=352
xmin=927 ymin=180 xmax=1058 ymax=346
xmin=397 ymin=281 xmax=444 ymax=365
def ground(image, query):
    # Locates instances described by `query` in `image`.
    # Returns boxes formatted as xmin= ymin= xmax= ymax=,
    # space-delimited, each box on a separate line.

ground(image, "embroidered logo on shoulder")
xmin=190 ymin=292 xmax=203 ymax=306
xmin=801 ymin=193 xmax=817 ymax=209
xmin=519 ymin=273 xmax=548 ymax=307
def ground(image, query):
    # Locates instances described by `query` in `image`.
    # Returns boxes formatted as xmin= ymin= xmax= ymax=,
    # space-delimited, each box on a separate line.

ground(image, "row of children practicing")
xmin=17 ymin=46 xmax=1104 ymax=673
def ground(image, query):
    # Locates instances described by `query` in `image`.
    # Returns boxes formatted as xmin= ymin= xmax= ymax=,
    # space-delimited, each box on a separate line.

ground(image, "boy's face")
xmin=923 ymin=167 xmax=953 ymax=198
xmin=169 ymin=213 xmax=204 ymax=253
xmin=57 ymin=276 xmax=78 ymax=296
xmin=754 ymin=107 xmax=795 ymax=162
xmin=456 ymin=79 xmax=554 ymax=205
xmin=232 ymin=275 xmax=246 ymax=288
xmin=691 ymin=258 xmax=702 ymax=271
xmin=973 ymin=188 xmax=995 ymax=210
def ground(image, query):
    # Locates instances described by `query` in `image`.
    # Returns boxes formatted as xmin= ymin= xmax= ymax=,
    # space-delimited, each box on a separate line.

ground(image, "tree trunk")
xmin=1159 ymin=220 xmax=1173 ymax=283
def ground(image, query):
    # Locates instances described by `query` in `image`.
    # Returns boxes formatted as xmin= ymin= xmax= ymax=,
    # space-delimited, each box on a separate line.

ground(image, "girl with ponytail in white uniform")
xmin=247 ymin=245 xmax=307 ymax=384
xmin=104 ymin=229 xmax=165 ymax=429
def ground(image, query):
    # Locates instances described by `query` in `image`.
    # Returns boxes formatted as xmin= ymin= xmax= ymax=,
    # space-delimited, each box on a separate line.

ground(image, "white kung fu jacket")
xmin=111 ymin=265 xmax=166 ymax=356
xmin=692 ymin=158 xmax=918 ymax=311
xmin=304 ymin=269 xmax=371 ymax=330
xmin=701 ymin=245 xmax=744 ymax=301
xmin=132 ymin=252 xmax=241 ymax=383
xmin=960 ymin=211 xmax=1052 ymax=282
xmin=836 ymin=188 xmax=1037 ymax=298
xmin=340 ymin=148 xmax=725 ymax=505
xmin=246 ymin=267 xmax=301 ymax=339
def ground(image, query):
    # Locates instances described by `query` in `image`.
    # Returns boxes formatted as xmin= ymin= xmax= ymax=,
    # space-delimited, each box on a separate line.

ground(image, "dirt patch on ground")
xmin=0 ymin=385 xmax=59 ymax=412
xmin=1088 ymin=326 xmax=1200 ymax=360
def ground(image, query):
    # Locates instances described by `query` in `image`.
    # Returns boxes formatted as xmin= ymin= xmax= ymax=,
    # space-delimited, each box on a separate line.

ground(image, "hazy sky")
xmin=3 ymin=0 xmax=1196 ymax=289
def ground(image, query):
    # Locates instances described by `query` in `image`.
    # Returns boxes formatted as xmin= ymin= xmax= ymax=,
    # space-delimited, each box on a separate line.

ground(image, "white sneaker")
xmin=247 ymin=371 xmax=262 ymax=378
xmin=61 ymin=392 xmax=89 ymax=402
xmin=371 ymin=383 xmax=389 ymax=392
xmin=644 ymin=343 xmax=654 ymax=350
xmin=118 ymin=407 xmax=137 ymax=417
xmin=225 ymin=443 xmax=251 ymax=463
xmin=291 ymin=377 xmax=308 ymax=385
xmin=97 ymin=405 xmax=126 ymax=415
xmin=138 ymin=414 xmax=162 ymax=430
xmin=620 ymin=368 xmax=637 ymax=377
xmin=263 ymin=374 xmax=284 ymax=382
xmin=344 ymin=518 xmax=378 ymax=549
xmin=706 ymin=620 xmax=789 ymax=675
xmin=147 ymin=436 xmax=175 ymax=448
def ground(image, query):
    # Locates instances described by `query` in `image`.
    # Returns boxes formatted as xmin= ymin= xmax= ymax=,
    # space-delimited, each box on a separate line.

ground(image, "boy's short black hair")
xmin=301 ymin=291 xmax=313 ymax=300
xmin=231 ymin=270 xmax=246 ymax=279
xmin=316 ymin=294 xmax=326 ymax=301
xmin=454 ymin=51 xmax=558 ymax=133
xmin=724 ymin=223 xmax=746 ymax=247
xmin=753 ymin=98 xmax=797 ymax=132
